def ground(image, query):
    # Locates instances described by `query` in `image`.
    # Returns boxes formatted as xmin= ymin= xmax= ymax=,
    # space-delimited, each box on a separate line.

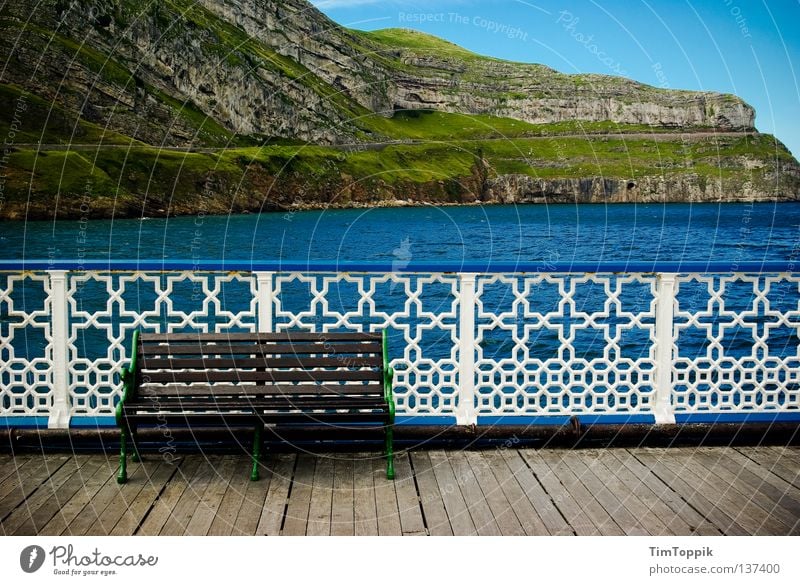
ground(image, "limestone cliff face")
xmin=0 ymin=0 xmax=756 ymax=147
xmin=199 ymin=0 xmax=755 ymax=131
xmin=482 ymin=172 xmax=800 ymax=205
xmin=389 ymin=64 xmax=753 ymax=131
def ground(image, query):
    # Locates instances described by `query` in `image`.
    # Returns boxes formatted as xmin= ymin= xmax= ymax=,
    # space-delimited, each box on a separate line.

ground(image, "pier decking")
xmin=1 ymin=446 xmax=798 ymax=536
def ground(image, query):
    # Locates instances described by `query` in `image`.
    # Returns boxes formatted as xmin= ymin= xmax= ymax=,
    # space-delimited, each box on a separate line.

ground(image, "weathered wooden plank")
xmin=231 ymin=457 xmax=273 ymax=536
xmin=608 ymin=450 xmax=720 ymax=536
xmin=535 ymin=450 xmax=624 ymax=536
xmin=136 ymin=456 xmax=204 ymax=536
xmin=13 ymin=456 xmax=107 ymax=535
xmin=38 ymin=458 xmax=117 ymax=536
xmin=155 ymin=455 xmax=221 ymax=535
xmin=393 ymin=453 xmax=426 ymax=535
xmin=353 ymin=455 xmax=378 ymax=536
xmin=520 ymin=449 xmax=604 ymax=535
xmin=307 ymin=456 xmax=334 ymax=536
xmin=724 ymin=449 xmax=800 ymax=499
xmin=499 ymin=449 xmax=570 ymax=535
xmin=565 ymin=452 xmax=649 ymax=535
xmin=204 ymin=456 xmax=252 ymax=536
xmin=762 ymin=446 xmax=800 ymax=464
xmin=662 ymin=449 xmax=769 ymax=535
xmin=428 ymin=450 xmax=476 ymax=536
xmin=709 ymin=450 xmax=800 ymax=525
xmin=5 ymin=455 xmax=101 ymax=535
xmin=683 ymin=449 xmax=796 ymax=535
xmin=447 ymin=451 xmax=500 ymax=536
xmin=481 ymin=450 xmax=549 ymax=535
xmin=6 ymin=448 xmax=795 ymax=538
xmin=110 ymin=459 xmax=179 ymax=536
xmin=65 ymin=458 xmax=155 ymax=536
xmin=465 ymin=451 xmax=524 ymax=536
xmin=735 ymin=447 xmax=800 ymax=490
xmin=254 ymin=454 xmax=295 ymax=536
xmin=183 ymin=457 xmax=240 ymax=536
xmin=0 ymin=455 xmax=70 ymax=527
xmin=0 ymin=453 xmax=28 ymax=484
xmin=409 ymin=451 xmax=451 ymax=536
xmin=633 ymin=450 xmax=750 ymax=536
xmin=590 ymin=451 xmax=682 ymax=536
xmin=330 ymin=456 xmax=355 ymax=536
xmin=96 ymin=460 xmax=182 ymax=536
xmin=373 ymin=455 xmax=402 ymax=536
xmin=663 ymin=450 xmax=792 ymax=535
xmin=282 ymin=454 xmax=315 ymax=535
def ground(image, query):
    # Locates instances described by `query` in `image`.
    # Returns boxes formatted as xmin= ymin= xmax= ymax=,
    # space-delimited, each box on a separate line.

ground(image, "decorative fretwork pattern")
xmin=474 ymin=274 xmax=658 ymax=416
xmin=0 ymin=272 xmax=53 ymax=415
xmin=66 ymin=272 xmax=258 ymax=415
xmin=672 ymin=273 xmax=800 ymax=413
xmin=272 ymin=273 xmax=460 ymax=417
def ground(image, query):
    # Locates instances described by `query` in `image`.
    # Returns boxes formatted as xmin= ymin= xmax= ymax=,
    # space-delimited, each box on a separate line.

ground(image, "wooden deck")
xmin=1 ymin=446 xmax=798 ymax=536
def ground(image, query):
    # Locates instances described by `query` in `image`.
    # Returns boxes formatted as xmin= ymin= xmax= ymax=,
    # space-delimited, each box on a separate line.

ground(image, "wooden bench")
xmin=115 ymin=330 xmax=395 ymax=483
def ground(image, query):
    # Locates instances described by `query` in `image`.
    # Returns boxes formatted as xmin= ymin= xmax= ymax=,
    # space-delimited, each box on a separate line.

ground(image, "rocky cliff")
xmin=0 ymin=0 xmax=797 ymax=219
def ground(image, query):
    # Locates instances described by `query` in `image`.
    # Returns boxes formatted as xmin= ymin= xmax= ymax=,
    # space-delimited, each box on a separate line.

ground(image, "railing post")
xmin=653 ymin=273 xmax=677 ymax=425
xmin=48 ymin=270 xmax=70 ymax=429
xmin=255 ymin=271 xmax=274 ymax=333
xmin=456 ymin=273 xmax=478 ymax=425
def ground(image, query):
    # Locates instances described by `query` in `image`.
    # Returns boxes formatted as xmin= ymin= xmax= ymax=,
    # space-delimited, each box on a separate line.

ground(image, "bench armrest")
xmin=382 ymin=329 xmax=395 ymax=423
xmin=116 ymin=330 xmax=140 ymax=426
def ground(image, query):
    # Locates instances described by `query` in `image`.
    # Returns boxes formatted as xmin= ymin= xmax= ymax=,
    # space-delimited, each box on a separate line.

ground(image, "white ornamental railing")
xmin=1 ymin=260 xmax=798 ymax=428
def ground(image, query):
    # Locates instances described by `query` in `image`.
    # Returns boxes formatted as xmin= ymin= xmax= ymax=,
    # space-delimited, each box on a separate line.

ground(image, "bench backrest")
xmin=132 ymin=332 xmax=384 ymax=400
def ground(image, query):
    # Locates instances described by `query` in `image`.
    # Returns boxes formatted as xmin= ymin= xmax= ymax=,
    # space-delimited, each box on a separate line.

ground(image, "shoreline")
xmin=3 ymin=197 xmax=798 ymax=224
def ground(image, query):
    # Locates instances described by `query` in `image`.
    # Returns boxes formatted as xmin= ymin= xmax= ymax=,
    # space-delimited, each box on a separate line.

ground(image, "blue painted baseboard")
xmin=1 ymin=412 xmax=797 ymax=429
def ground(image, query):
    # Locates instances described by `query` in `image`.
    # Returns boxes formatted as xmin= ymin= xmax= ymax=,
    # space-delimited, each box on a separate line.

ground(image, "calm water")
xmin=2 ymin=202 xmax=799 ymax=262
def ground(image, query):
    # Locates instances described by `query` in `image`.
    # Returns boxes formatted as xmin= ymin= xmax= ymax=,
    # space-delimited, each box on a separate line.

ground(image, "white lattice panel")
xmin=272 ymin=273 xmax=460 ymax=417
xmin=0 ymin=272 xmax=53 ymax=415
xmin=474 ymin=273 xmax=659 ymax=416
xmin=66 ymin=271 xmax=258 ymax=415
xmin=3 ymin=268 xmax=800 ymax=425
xmin=673 ymin=273 xmax=800 ymax=413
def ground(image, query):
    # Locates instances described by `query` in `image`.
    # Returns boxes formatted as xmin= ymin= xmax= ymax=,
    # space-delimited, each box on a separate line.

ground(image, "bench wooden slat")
xmin=138 ymin=383 xmax=384 ymax=396
xmin=125 ymin=397 xmax=386 ymax=410
xmin=123 ymin=412 xmax=388 ymax=424
xmin=138 ymin=342 xmax=381 ymax=356
xmin=139 ymin=332 xmax=382 ymax=343
xmin=140 ymin=370 xmax=380 ymax=384
xmin=139 ymin=356 xmax=382 ymax=369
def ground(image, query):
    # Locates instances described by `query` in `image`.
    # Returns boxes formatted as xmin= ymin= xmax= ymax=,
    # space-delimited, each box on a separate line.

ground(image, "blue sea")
xmin=2 ymin=202 xmax=799 ymax=262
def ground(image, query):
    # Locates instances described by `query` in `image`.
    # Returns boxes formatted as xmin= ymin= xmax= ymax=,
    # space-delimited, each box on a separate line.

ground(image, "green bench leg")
xmin=117 ymin=426 xmax=128 ymax=484
xmin=250 ymin=425 xmax=262 ymax=481
xmin=385 ymin=426 xmax=395 ymax=480
xmin=130 ymin=425 xmax=140 ymax=462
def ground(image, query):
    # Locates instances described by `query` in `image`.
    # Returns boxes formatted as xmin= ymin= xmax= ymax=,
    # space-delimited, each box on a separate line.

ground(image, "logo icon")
xmin=20 ymin=545 xmax=45 ymax=573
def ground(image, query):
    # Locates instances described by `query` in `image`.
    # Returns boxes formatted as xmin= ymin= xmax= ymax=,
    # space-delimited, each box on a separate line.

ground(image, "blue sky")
xmin=312 ymin=0 xmax=800 ymax=156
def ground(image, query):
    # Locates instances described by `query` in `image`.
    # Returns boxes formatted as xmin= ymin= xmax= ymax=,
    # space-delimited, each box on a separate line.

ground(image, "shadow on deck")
xmin=1 ymin=447 xmax=798 ymax=536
